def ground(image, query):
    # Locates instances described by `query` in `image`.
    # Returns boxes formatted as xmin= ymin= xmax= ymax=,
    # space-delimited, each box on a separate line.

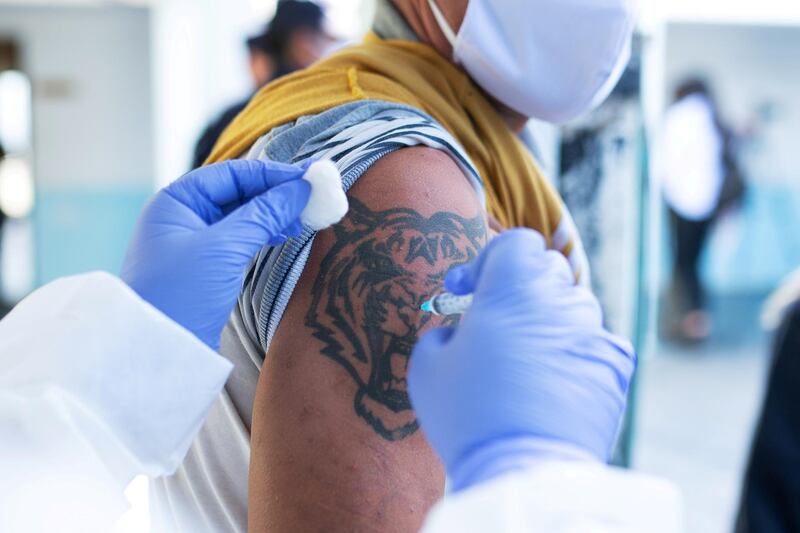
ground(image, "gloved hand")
xmin=121 ymin=160 xmax=310 ymax=350
xmin=408 ymin=229 xmax=636 ymax=492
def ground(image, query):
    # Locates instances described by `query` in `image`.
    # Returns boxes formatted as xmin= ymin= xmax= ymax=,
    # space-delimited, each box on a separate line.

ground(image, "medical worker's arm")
xmin=0 ymin=273 xmax=234 ymax=533
xmin=409 ymin=230 xmax=682 ymax=532
xmin=248 ymin=147 xmax=487 ymax=532
xmin=1 ymin=160 xmax=313 ymax=531
xmin=122 ymin=159 xmax=311 ymax=349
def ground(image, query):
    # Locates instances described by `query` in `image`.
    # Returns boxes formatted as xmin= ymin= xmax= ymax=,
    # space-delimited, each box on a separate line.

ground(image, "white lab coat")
xmin=422 ymin=462 xmax=683 ymax=533
xmin=0 ymin=272 xmax=232 ymax=533
xmin=0 ymin=273 xmax=683 ymax=533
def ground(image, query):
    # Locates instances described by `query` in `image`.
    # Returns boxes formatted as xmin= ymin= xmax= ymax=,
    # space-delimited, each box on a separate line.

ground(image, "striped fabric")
xmin=237 ymin=100 xmax=488 ymax=352
xmin=239 ymin=103 xmax=589 ymax=353
xmin=239 ymin=100 xmax=591 ymax=353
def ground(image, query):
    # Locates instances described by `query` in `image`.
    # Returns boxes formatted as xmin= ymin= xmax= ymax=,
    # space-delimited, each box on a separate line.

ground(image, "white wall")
xmin=642 ymin=0 xmax=800 ymax=28
xmin=150 ymin=0 xmax=258 ymax=186
xmin=150 ymin=0 xmax=375 ymax=187
xmin=0 ymin=5 xmax=154 ymax=284
xmin=0 ymin=5 xmax=154 ymax=189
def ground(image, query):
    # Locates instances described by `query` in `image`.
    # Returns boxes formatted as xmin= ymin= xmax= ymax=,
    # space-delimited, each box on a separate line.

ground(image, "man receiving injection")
xmin=0 ymin=159 xmax=680 ymax=530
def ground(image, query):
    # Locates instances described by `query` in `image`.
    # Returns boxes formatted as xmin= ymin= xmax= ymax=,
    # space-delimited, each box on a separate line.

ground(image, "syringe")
xmin=420 ymin=292 xmax=473 ymax=316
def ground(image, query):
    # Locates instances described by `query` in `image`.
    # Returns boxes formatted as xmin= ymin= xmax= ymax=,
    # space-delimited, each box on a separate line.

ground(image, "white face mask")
xmin=427 ymin=0 xmax=636 ymax=123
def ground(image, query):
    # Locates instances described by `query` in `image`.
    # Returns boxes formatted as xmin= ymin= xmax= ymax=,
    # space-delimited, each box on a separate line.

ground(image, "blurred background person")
xmin=660 ymin=78 xmax=745 ymax=343
xmin=192 ymin=0 xmax=335 ymax=169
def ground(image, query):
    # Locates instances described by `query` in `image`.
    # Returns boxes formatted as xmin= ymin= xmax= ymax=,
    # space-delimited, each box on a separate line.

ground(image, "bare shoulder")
xmin=351 ymin=146 xmax=483 ymax=214
xmin=306 ymin=147 xmax=486 ymax=438
xmin=249 ymin=146 xmax=487 ymax=531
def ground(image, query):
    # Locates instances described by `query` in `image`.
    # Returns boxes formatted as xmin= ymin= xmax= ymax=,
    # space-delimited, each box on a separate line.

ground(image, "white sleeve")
xmin=660 ymin=97 xmax=724 ymax=220
xmin=0 ymin=272 xmax=233 ymax=485
xmin=421 ymin=461 xmax=683 ymax=533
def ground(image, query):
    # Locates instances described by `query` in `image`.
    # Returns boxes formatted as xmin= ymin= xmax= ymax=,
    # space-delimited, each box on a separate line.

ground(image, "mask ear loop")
xmin=427 ymin=0 xmax=458 ymax=47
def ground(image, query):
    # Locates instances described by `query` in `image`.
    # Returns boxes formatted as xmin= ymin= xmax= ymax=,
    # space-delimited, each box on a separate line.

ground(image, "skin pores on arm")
xmin=248 ymin=147 xmax=487 ymax=532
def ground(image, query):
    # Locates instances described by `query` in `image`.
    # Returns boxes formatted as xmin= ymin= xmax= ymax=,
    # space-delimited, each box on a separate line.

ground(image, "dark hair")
xmin=673 ymin=77 xmax=729 ymax=136
xmin=673 ymin=77 xmax=711 ymax=103
xmin=246 ymin=0 xmax=325 ymax=60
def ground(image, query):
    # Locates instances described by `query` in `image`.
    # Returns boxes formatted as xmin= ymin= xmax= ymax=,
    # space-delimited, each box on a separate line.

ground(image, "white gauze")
xmin=300 ymin=159 xmax=349 ymax=230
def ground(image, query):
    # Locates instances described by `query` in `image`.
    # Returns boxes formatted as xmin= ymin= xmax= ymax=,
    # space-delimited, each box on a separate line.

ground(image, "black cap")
xmin=247 ymin=0 xmax=326 ymax=56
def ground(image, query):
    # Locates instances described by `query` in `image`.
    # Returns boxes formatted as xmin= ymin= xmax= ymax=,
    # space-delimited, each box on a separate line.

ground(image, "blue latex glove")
xmin=408 ymin=229 xmax=636 ymax=492
xmin=121 ymin=160 xmax=311 ymax=350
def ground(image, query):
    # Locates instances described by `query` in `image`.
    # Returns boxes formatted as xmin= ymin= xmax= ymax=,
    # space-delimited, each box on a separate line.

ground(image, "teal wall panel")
xmin=34 ymin=188 xmax=151 ymax=285
xmin=703 ymin=184 xmax=800 ymax=293
xmin=661 ymin=183 xmax=800 ymax=295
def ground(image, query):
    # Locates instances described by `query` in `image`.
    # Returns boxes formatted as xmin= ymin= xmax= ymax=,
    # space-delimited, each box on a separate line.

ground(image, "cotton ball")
xmin=300 ymin=159 xmax=349 ymax=230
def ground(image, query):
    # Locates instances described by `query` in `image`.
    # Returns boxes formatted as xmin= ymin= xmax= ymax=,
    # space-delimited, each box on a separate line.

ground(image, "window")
xmin=0 ymin=53 xmax=35 ymax=304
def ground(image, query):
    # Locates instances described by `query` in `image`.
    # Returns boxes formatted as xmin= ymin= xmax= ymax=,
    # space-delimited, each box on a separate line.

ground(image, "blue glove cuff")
xmin=449 ymin=436 xmax=600 ymax=493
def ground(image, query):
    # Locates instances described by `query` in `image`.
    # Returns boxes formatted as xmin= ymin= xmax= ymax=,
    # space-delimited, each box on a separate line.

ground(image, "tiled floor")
xmin=633 ymin=294 xmax=772 ymax=533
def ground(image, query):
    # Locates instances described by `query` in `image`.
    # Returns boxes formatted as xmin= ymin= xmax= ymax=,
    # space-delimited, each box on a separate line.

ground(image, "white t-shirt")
xmin=660 ymin=94 xmax=725 ymax=221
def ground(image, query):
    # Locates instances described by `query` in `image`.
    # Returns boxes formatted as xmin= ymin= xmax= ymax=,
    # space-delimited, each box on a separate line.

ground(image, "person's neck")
xmin=487 ymin=95 xmax=529 ymax=134
xmin=387 ymin=0 xmax=528 ymax=134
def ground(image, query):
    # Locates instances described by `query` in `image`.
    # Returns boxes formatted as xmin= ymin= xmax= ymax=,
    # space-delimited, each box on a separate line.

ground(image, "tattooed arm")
xmin=248 ymin=147 xmax=487 ymax=532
